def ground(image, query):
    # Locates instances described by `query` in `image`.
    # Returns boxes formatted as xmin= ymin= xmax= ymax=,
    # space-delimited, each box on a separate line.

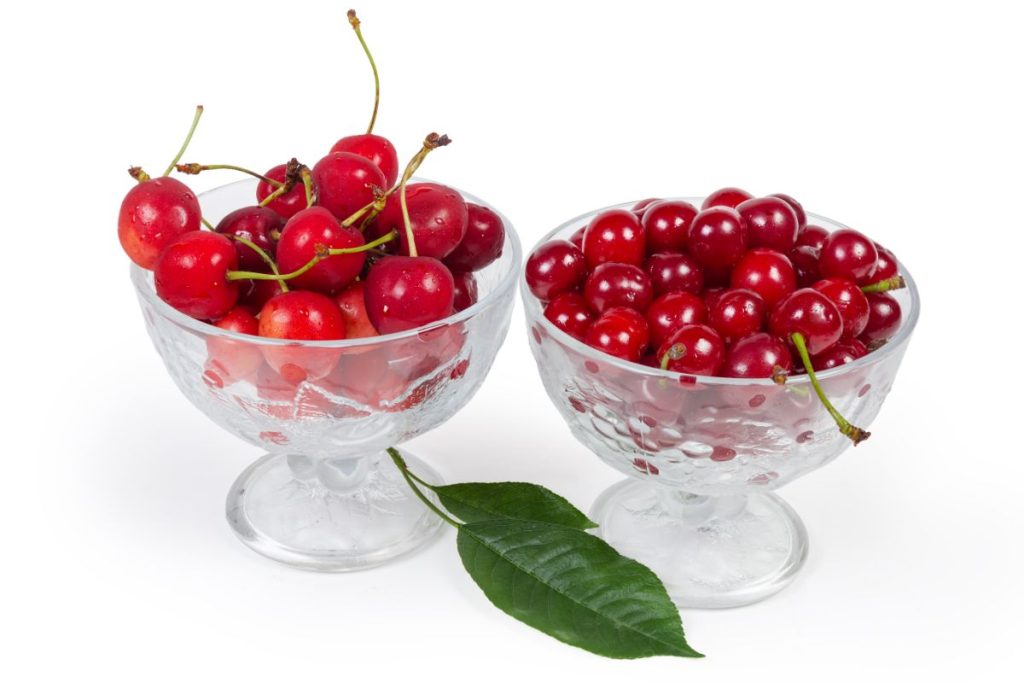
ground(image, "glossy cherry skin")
xmin=525 ymin=240 xmax=586 ymax=300
xmin=703 ymin=286 xmax=727 ymax=312
xmin=258 ymin=290 xmax=347 ymax=383
xmin=702 ymin=187 xmax=753 ymax=210
xmin=312 ymin=152 xmax=387 ymax=222
xmin=569 ymin=226 xmax=586 ymax=250
xmin=118 ymin=177 xmax=201 ymax=268
xmin=584 ymin=307 xmax=650 ymax=362
xmin=375 ymin=182 xmax=469 ymax=259
xmin=813 ymin=338 xmax=868 ymax=370
xmin=812 ymin=277 xmax=870 ymax=339
xmin=583 ymin=263 xmax=653 ymax=314
xmin=330 ymin=133 xmax=399 ymax=187
xmin=819 ymin=228 xmax=878 ymax=283
xmin=789 ymin=245 xmax=822 ymax=287
xmin=206 ymin=306 xmax=263 ymax=384
xmin=723 ymin=332 xmax=794 ymax=379
xmin=239 ymin=278 xmax=285 ymax=315
xmin=645 ymin=252 xmax=704 ymax=296
xmin=687 ymin=206 xmax=748 ymax=271
xmin=865 ymin=243 xmax=899 ymax=284
xmin=631 ymin=197 xmax=661 ymax=217
xmin=795 ymin=224 xmax=828 ymax=251
xmin=334 ymin=281 xmax=379 ymax=339
xmin=645 ymin=291 xmax=707 ymax=349
xmin=768 ymin=193 xmax=806 ymax=227
xmin=641 ymin=200 xmax=698 ymax=254
xmin=214 ymin=206 xmax=284 ymax=271
xmin=657 ymin=324 xmax=726 ymax=376
xmin=708 ymin=288 xmax=766 ymax=343
xmin=154 ymin=231 xmax=239 ymax=320
xmin=544 ymin=292 xmax=594 ymax=341
xmin=276 ymin=206 xmax=366 ymax=294
xmin=582 ymin=209 xmax=645 ymax=268
xmin=256 ymin=163 xmax=309 ymax=219
xmin=451 ymin=271 xmax=478 ymax=312
xmin=859 ymin=292 xmax=902 ymax=344
xmin=730 ymin=248 xmax=797 ymax=307
xmin=364 ymin=256 xmax=455 ymax=334
xmin=737 ymin=197 xmax=799 ymax=252
xmin=769 ymin=288 xmax=844 ymax=355
xmin=444 ymin=203 xmax=505 ymax=272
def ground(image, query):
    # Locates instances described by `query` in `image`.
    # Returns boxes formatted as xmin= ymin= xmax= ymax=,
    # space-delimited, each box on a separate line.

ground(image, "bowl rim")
xmin=132 ymin=177 xmax=523 ymax=348
xmin=520 ymin=197 xmax=921 ymax=386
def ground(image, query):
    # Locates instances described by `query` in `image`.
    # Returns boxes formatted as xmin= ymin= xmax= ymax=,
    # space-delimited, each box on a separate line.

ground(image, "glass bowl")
xmin=133 ymin=178 xmax=521 ymax=570
xmin=521 ymin=199 xmax=919 ymax=608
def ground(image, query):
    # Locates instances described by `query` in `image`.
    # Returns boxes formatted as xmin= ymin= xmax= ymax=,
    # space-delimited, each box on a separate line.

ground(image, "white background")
xmin=3 ymin=0 xmax=1022 ymax=680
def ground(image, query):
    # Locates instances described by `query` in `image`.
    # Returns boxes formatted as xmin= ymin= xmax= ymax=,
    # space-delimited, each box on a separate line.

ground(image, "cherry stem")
xmin=348 ymin=10 xmax=380 ymax=135
xmin=258 ymin=159 xmax=301 ymax=208
xmin=201 ymin=217 xmax=215 ymax=230
xmin=300 ymin=166 xmax=316 ymax=208
xmin=175 ymin=163 xmax=283 ymax=187
xmin=396 ymin=132 xmax=452 ymax=257
xmin=387 ymin=448 xmax=461 ymax=528
xmin=659 ymin=343 xmax=686 ymax=371
xmin=861 ymin=276 xmax=905 ymax=294
xmin=128 ymin=166 xmax=151 ymax=183
xmin=790 ymin=332 xmax=871 ymax=445
xmin=230 ymin=235 xmax=288 ymax=293
xmin=226 ymin=230 xmax=397 ymax=282
xmin=163 ymin=105 xmax=204 ymax=177
xmin=340 ymin=185 xmax=388 ymax=230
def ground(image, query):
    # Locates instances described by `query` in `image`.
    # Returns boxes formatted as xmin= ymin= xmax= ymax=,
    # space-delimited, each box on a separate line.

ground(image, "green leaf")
xmin=434 ymin=481 xmax=597 ymax=530
xmin=457 ymin=519 xmax=702 ymax=659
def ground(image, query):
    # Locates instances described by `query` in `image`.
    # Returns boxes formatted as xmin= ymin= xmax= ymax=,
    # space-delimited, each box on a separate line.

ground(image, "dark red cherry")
xmin=864 ymin=243 xmax=899 ymax=284
xmin=206 ymin=306 xmax=263 ymax=384
xmin=768 ymin=193 xmax=807 ymax=227
xmin=312 ymin=151 xmax=387 ymax=222
xmin=708 ymin=288 xmax=766 ymax=343
xmin=364 ymin=256 xmax=455 ymax=334
xmin=795 ymin=224 xmax=828 ymax=251
xmin=813 ymin=338 xmax=868 ymax=370
xmin=812 ymin=277 xmax=870 ymax=339
xmin=118 ymin=177 xmax=201 ymax=269
xmin=258 ymin=290 xmax=347 ymax=383
xmin=645 ymin=291 xmax=706 ymax=348
xmin=334 ymin=281 xmax=378 ymax=339
xmin=451 ymin=271 xmax=478 ymax=312
xmin=582 ymin=209 xmax=645 ymax=268
xmin=544 ymin=292 xmax=594 ymax=340
xmin=569 ymin=226 xmax=586 ymax=250
xmin=631 ymin=197 xmax=661 ymax=217
xmin=585 ymin=307 xmax=650 ymax=362
xmin=154 ymin=231 xmax=239 ymax=320
xmin=256 ymin=163 xmax=309 ymax=219
xmin=722 ymin=332 xmax=794 ymax=379
xmin=687 ymin=207 xmax=748 ymax=271
xmin=769 ymin=288 xmax=844 ymax=355
xmin=444 ymin=203 xmax=505 ymax=272
xmin=702 ymin=187 xmax=753 ymax=210
xmin=645 ymin=252 xmax=704 ymax=296
xmin=276 ymin=206 xmax=366 ymax=294
xmin=375 ymin=182 xmax=468 ymax=259
xmin=736 ymin=196 xmax=799 ymax=252
xmin=859 ymin=292 xmax=902 ymax=345
xmin=214 ymin=206 xmax=284 ymax=271
xmin=330 ymin=133 xmax=399 ymax=187
xmin=525 ymin=240 xmax=586 ymax=300
xmin=583 ymin=263 xmax=653 ymax=314
xmin=819 ymin=228 xmax=878 ymax=283
xmin=641 ymin=200 xmax=697 ymax=254
xmin=656 ymin=324 xmax=726 ymax=376
xmin=703 ymin=286 xmax=727 ymax=311
xmin=239 ymin=278 xmax=285 ymax=315
xmin=789 ymin=246 xmax=821 ymax=287
xmin=730 ymin=248 xmax=797 ymax=307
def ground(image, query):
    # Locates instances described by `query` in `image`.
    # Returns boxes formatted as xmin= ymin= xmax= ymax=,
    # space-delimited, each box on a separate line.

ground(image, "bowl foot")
xmin=590 ymin=480 xmax=808 ymax=608
xmin=226 ymin=449 xmax=445 ymax=571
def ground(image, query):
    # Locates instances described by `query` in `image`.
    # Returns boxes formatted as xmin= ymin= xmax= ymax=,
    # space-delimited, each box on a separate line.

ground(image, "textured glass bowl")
xmin=133 ymin=178 xmax=521 ymax=570
xmin=522 ymin=199 xmax=919 ymax=608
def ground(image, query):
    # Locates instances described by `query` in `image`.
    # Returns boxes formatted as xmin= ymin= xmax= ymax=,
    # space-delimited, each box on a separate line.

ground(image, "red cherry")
xmin=631 ymin=197 xmax=661 ymax=217
xmin=544 ymin=292 xmax=594 ymax=340
xmin=702 ymin=187 xmax=753 ymax=210
xmin=375 ymin=182 xmax=469 ymax=259
xmin=768 ymin=193 xmax=807 ymax=227
xmin=444 ymin=203 xmax=505 ymax=272
xmin=334 ymin=281 xmax=379 ymax=339
xmin=789 ymin=246 xmax=822 ymax=287
xmin=769 ymin=288 xmax=844 ymax=355
xmin=256 ymin=163 xmax=309 ymax=219
xmin=645 ymin=252 xmax=704 ymax=296
xmin=330 ymin=133 xmax=399 ymax=187
xmin=812 ymin=277 xmax=870 ymax=339
xmin=864 ymin=243 xmax=899 ymax=284
xmin=583 ymin=262 xmax=654 ymax=314
xmin=730 ymin=248 xmax=797 ymax=307
xmin=656 ymin=324 xmax=726 ymax=376
xmin=276 ymin=206 xmax=366 ymax=293
xmin=118 ymin=177 xmax=201 ymax=269
xmin=569 ymin=226 xmax=585 ymax=250
xmin=645 ymin=291 xmax=707 ymax=349
xmin=525 ymin=240 xmax=586 ymax=300
xmin=258 ymin=290 xmax=347 ymax=383
xmin=703 ymin=286 xmax=727 ymax=311
xmin=736 ymin=196 xmax=799 ymax=252
xmin=214 ymin=206 xmax=284 ymax=271
xmin=582 ymin=209 xmax=645 ymax=268
xmin=364 ymin=256 xmax=455 ymax=334
xmin=584 ymin=307 xmax=650 ymax=362
xmin=795 ymin=224 xmax=829 ymax=250
xmin=687 ymin=207 xmax=748 ymax=271
xmin=722 ymin=332 xmax=794 ymax=379
xmin=206 ymin=306 xmax=263 ymax=384
xmin=859 ymin=292 xmax=902 ymax=345
xmin=154 ymin=231 xmax=239 ymax=320
xmin=819 ymin=228 xmax=879 ymax=283
xmin=451 ymin=271 xmax=478 ymax=312
xmin=239 ymin=278 xmax=285 ymax=315
xmin=641 ymin=200 xmax=698 ymax=254
xmin=813 ymin=338 xmax=868 ymax=370
xmin=312 ymin=152 xmax=386 ymax=223
xmin=708 ymin=288 xmax=766 ymax=343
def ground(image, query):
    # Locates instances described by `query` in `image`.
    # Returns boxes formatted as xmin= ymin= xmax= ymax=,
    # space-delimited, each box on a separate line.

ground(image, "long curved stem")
xmin=348 ymin=10 xmax=380 ymax=135
xmin=163 ymin=105 xmax=204 ymax=176
xmin=226 ymin=231 xmax=397 ymax=282
xmin=393 ymin=132 xmax=452 ymax=256
xmin=175 ymin=163 xmax=282 ymax=187
xmin=791 ymin=332 xmax=870 ymax=445
xmin=231 ymin=235 xmax=288 ymax=293
xmin=387 ymin=448 xmax=461 ymax=528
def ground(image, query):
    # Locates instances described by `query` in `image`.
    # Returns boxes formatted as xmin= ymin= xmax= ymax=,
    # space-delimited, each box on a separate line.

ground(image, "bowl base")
xmin=226 ymin=449 xmax=445 ymax=571
xmin=590 ymin=480 xmax=808 ymax=608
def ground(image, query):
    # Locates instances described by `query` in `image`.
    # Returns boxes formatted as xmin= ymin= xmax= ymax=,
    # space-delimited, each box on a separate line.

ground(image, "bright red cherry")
xmin=364 ymin=256 xmax=455 ymax=334
xmin=702 ymin=187 xmax=753 ymax=210
xmin=312 ymin=151 xmax=386 ymax=222
xmin=708 ymin=288 xmax=766 ymax=343
xmin=813 ymin=339 xmax=868 ymax=370
xmin=451 ymin=271 xmax=478 ymax=312
xmin=214 ymin=206 xmax=284 ymax=271
xmin=276 ymin=207 xmax=366 ymax=293
xmin=154 ymin=231 xmax=239 ymax=320
xmin=812 ymin=277 xmax=870 ymax=339
xmin=444 ymin=203 xmax=505 ymax=272
xmin=859 ymin=292 xmax=902 ymax=345
xmin=656 ymin=324 xmax=725 ymax=376
xmin=768 ymin=193 xmax=807 ymax=227
xmin=769 ymin=288 xmax=844 ymax=355
xmin=789 ymin=245 xmax=821 ymax=287
xmin=795 ymin=224 xmax=828 ymax=250
xmin=544 ymin=292 xmax=594 ymax=340
xmin=330 ymin=133 xmax=399 ymax=187
xmin=582 ymin=209 xmax=645 ymax=268
xmin=722 ymin=332 xmax=793 ymax=379
xmin=645 ymin=252 xmax=704 ymax=296
xmin=375 ymin=182 xmax=469 ymax=259
xmin=730 ymin=248 xmax=797 ymax=307
xmin=525 ymin=240 xmax=586 ymax=300
xmin=819 ymin=228 xmax=878 ymax=283
xmin=737 ymin=197 xmax=799 ymax=252
xmin=864 ymin=243 xmax=899 ymax=284
xmin=687 ymin=207 xmax=748 ymax=271
xmin=206 ymin=306 xmax=263 ymax=385
xmin=585 ymin=307 xmax=650 ymax=362
xmin=645 ymin=291 xmax=706 ymax=348
xmin=256 ymin=163 xmax=309 ymax=220
xmin=334 ymin=281 xmax=379 ymax=339
xmin=641 ymin=200 xmax=697 ymax=254
xmin=583 ymin=263 xmax=653 ymax=314
xmin=118 ymin=177 xmax=201 ymax=269
xmin=258 ymin=290 xmax=347 ymax=383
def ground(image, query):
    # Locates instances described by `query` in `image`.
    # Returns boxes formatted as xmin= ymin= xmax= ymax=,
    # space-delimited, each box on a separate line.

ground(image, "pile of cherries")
xmin=526 ymin=187 xmax=906 ymax=444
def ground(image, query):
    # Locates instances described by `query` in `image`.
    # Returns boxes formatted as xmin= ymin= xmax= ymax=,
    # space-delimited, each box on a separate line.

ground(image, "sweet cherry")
xmin=631 ymin=197 xmax=661 ymax=217
xmin=768 ymin=193 xmax=806 ymax=227
xmin=256 ymin=162 xmax=309 ymax=219
xmin=206 ymin=306 xmax=263 ymax=384
xmin=641 ymin=200 xmax=697 ymax=254
xmin=118 ymin=176 xmax=201 ymax=269
xmin=722 ymin=332 xmax=793 ymax=379
xmin=444 ymin=203 xmax=505 ymax=272
xmin=214 ymin=206 xmax=284 ymax=271
xmin=154 ymin=231 xmax=239 ymax=320
xmin=582 ymin=209 xmax=645 ymax=268
xmin=859 ymin=292 xmax=902 ymax=345
xmin=645 ymin=291 xmax=706 ymax=348
xmin=375 ymin=182 xmax=468 ymax=259
xmin=645 ymin=252 xmax=704 ymax=296
xmin=737 ymin=196 xmax=799 ymax=252
xmin=789 ymin=245 xmax=822 ymax=287
xmin=275 ymin=206 xmax=366 ymax=293
xmin=258 ymin=290 xmax=347 ymax=383
xmin=334 ymin=281 xmax=379 ymax=339
xmin=819 ymin=228 xmax=878 ymax=283
xmin=708 ymin=288 xmax=766 ymax=343
xmin=544 ymin=292 xmax=594 ymax=340
xmin=585 ymin=307 xmax=650 ymax=362
xmin=330 ymin=134 xmax=399 ymax=187
xmin=813 ymin=338 xmax=868 ymax=370
xmin=795 ymin=224 xmax=828 ymax=251
xmin=812 ymin=277 xmax=870 ymax=339
xmin=730 ymin=248 xmax=797 ymax=307
xmin=657 ymin=324 xmax=725 ymax=376
xmin=583 ymin=263 xmax=654 ymax=314
xmin=769 ymin=288 xmax=843 ymax=355
xmin=451 ymin=271 xmax=478 ymax=312
xmin=364 ymin=256 xmax=455 ymax=334
xmin=864 ymin=243 xmax=899 ymax=284
xmin=687 ymin=207 xmax=748 ymax=271
xmin=524 ymin=240 xmax=586 ymax=300
xmin=702 ymin=187 xmax=753 ymax=210
xmin=312 ymin=151 xmax=387 ymax=222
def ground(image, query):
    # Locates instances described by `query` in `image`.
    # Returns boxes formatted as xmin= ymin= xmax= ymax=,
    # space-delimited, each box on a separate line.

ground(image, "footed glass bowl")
xmin=133 ymin=179 xmax=520 ymax=570
xmin=522 ymin=200 xmax=919 ymax=608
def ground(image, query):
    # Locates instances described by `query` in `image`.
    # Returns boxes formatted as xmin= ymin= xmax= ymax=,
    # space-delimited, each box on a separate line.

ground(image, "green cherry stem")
xmin=258 ymin=158 xmax=302 ymax=207
xmin=348 ymin=9 xmax=380 ymax=135
xmin=175 ymin=163 xmax=283 ymax=187
xmin=659 ymin=343 xmax=685 ymax=370
xmin=861 ymin=276 xmax=905 ymax=294
xmin=201 ymin=216 xmax=215 ymax=230
xmin=396 ymin=132 xmax=452 ymax=257
xmin=163 ymin=105 xmax=204 ymax=177
xmin=791 ymin=332 xmax=870 ymax=445
xmin=226 ymin=230 xmax=397 ymax=283
xmin=300 ymin=166 xmax=316 ymax=208
xmin=386 ymin=448 xmax=461 ymax=528
xmin=231 ymin=235 xmax=288 ymax=293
